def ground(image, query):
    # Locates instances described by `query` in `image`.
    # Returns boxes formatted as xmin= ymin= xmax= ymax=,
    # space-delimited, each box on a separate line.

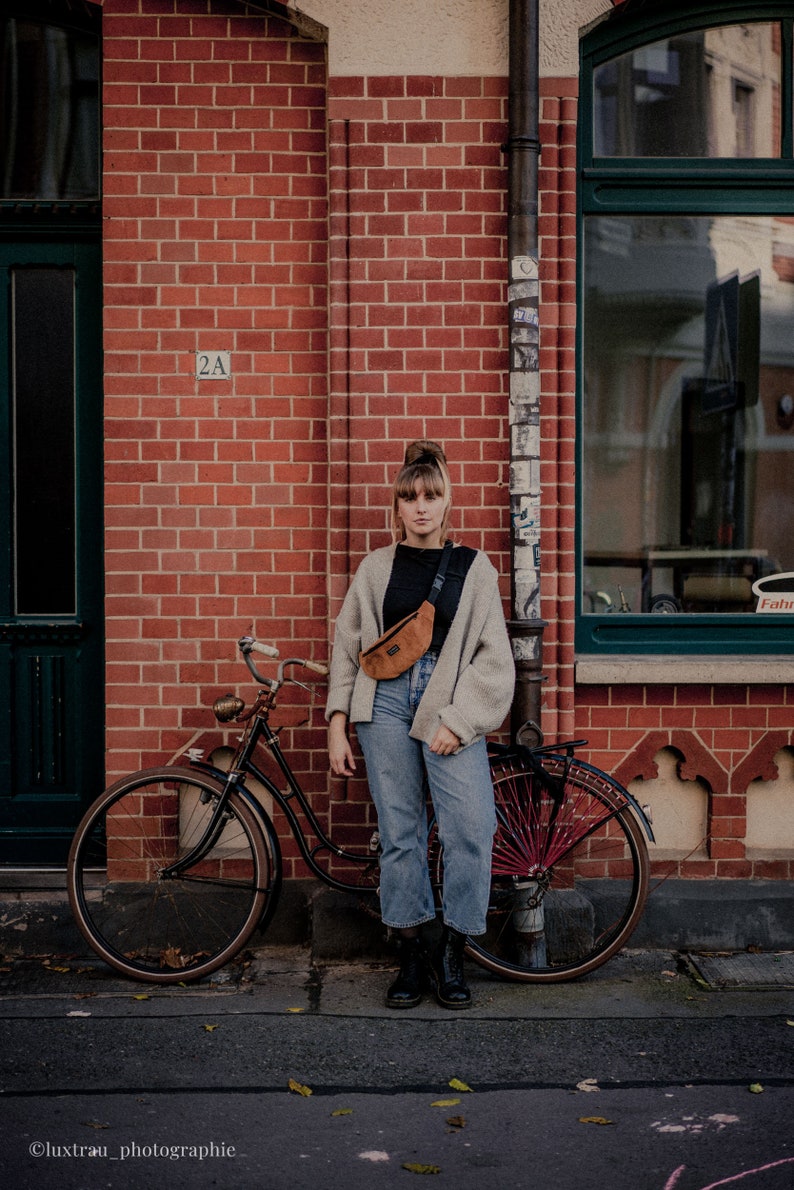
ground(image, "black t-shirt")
xmin=383 ymin=543 xmax=477 ymax=653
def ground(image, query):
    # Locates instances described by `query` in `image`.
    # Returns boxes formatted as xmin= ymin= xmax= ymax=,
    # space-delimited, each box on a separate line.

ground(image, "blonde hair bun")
xmin=404 ymin=440 xmax=447 ymax=467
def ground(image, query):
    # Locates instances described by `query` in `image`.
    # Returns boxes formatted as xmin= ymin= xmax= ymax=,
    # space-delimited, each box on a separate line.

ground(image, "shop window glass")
xmin=583 ymin=214 xmax=794 ymax=615
xmin=593 ymin=24 xmax=780 ymax=158
xmin=580 ymin=7 xmax=794 ymax=650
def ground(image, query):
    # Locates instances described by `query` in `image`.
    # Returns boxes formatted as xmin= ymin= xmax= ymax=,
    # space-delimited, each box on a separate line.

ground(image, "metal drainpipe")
xmin=506 ymin=0 xmax=547 ymax=746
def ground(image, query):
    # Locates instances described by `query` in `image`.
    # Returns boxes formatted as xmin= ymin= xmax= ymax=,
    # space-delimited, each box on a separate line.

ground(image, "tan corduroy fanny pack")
xmin=358 ymin=542 xmax=453 ymax=680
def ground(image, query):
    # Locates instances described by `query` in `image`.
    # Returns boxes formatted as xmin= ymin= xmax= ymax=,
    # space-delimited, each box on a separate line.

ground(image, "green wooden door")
xmin=0 ymin=240 xmax=103 ymax=863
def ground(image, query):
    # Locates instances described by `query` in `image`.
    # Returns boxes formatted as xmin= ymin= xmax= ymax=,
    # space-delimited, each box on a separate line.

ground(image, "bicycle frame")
xmin=186 ymin=692 xmax=381 ymax=895
xmin=162 ymin=631 xmax=652 ymax=902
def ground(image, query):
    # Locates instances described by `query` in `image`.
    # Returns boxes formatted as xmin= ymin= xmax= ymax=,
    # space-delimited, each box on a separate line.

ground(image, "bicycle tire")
xmin=68 ymin=766 xmax=280 ymax=984
xmin=432 ymin=752 xmax=649 ymax=982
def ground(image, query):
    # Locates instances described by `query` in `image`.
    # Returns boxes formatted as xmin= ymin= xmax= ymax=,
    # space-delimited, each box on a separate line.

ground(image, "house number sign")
xmin=195 ymin=350 xmax=231 ymax=379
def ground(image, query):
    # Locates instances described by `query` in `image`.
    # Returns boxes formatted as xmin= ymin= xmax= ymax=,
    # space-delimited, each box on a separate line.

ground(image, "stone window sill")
xmin=575 ymin=656 xmax=793 ymax=685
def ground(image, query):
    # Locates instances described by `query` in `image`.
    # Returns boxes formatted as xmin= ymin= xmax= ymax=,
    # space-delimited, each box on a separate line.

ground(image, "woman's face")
xmin=397 ymin=480 xmax=448 ymax=548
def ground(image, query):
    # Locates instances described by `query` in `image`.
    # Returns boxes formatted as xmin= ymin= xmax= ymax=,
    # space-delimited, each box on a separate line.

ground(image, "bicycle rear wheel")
xmin=453 ymin=753 xmax=649 ymax=982
xmin=68 ymin=767 xmax=280 ymax=984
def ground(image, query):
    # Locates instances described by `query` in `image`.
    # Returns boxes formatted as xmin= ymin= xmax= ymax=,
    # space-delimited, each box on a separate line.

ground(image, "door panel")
xmin=0 ymin=240 xmax=103 ymax=864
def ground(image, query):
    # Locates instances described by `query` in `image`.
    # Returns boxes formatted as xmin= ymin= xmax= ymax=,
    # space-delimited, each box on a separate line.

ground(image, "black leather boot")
xmin=386 ymin=936 xmax=425 ymax=1008
xmin=428 ymin=926 xmax=471 ymax=1009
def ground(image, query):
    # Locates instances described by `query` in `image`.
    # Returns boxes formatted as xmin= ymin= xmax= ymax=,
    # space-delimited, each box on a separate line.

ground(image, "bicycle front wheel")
xmin=464 ymin=753 xmax=650 ymax=982
xmin=68 ymin=767 xmax=280 ymax=984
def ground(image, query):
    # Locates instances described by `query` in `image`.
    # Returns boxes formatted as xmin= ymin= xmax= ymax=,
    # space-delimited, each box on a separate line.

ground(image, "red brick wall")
xmin=101 ymin=2 xmax=515 ymax=876
xmin=325 ymin=73 xmax=513 ymax=855
xmin=99 ymin=4 xmax=790 ymax=880
xmin=102 ymin=1 xmax=330 ymax=873
xmin=327 ymin=73 xmax=512 ymax=587
xmin=538 ymin=79 xmax=579 ymax=747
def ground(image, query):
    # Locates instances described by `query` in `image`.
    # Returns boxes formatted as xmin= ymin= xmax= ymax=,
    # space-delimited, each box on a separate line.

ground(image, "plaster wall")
xmin=293 ymin=0 xmax=612 ymax=77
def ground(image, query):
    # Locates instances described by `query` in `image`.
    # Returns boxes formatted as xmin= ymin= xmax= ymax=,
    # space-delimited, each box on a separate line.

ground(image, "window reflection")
xmin=583 ymin=215 xmax=794 ymax=613
xmin=1 ymin=17 xmax=99 ymax=200
xmin=594 ymin=24 xmax=780 ymax=158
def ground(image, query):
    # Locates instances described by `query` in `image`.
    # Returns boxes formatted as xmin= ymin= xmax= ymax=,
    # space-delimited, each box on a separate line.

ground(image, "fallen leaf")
xmin=579 ymin=1116 xmax=616 ymax=1126
xmin=81 ymin=1121 xmax=110 ymax=1130
xmin=787 ymin=1020 xmax=794 ymax=1027
xmin=430 ymin=1098 xmax=460 ymax=1108
xmin=132 ymin=994 xmax=150 ymax=1001
xmin=661 ymin=969 xmax=678 ymax=978
xmin=749 ymin=1083 xmax=764 ymax=1094
xmin=402 ymin=1163 xmax=441 ymax=1175
xmin=446 ymin=1116 xmax=466 ymax=1129
xmin=202 ymin=1024 xmax=218 ymax=1032
xmin=47 ymin=966 xmax=71 ymax=974
xmin=331 ymin=1108 xmax=353 ymax=1117
xmin=287 ymin=1007 xmax=304 ymax=1014
xmin=288 ymin=1078 xmax=313 ymax=1097
xmin=448 ymin=1078 xmax=472 ymax=1093
xmin=160 ymin=946 xmax=189 ymax=969
xmin=576 ymin=1079 xmax=599 ymax=1093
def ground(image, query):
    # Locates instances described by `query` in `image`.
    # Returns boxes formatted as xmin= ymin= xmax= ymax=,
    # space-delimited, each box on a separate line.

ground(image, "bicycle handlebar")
xmin=247 ymin=639 xmax=280 ymax=659
xmin=238 ymin=636 xmax=329 ymax=687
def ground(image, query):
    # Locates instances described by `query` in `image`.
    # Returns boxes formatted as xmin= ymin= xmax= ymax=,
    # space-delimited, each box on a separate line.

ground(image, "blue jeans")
xmin=356 ymin=653 xmax=496 ymax=936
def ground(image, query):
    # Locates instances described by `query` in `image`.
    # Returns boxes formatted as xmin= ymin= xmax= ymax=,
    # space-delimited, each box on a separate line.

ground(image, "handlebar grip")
xmin=305 ymin=660 xmax=329 ymax=676
xmin=240 ymin=636 xmax=280 ymax=658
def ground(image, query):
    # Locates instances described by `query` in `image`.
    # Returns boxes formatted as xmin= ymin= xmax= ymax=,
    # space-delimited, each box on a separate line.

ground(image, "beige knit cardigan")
xmin=325 ymin=544 xmax=516 ymax=750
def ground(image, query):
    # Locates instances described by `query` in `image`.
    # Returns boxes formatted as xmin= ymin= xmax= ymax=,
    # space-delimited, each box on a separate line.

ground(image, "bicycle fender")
xmin=570 ymin=761 xmax=655 ymax=843
xmin=616 ymin=785 xmax=655 ymax=843
xmin=514 ymin=745 xmax=656 ymax=845
xmin=186 ymin=759 xmax=282 ymax=817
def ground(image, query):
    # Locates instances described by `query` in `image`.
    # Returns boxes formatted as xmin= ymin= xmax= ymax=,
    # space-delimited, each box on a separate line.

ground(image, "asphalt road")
xmin=1 ymin=948 xmax=792 ymax=1190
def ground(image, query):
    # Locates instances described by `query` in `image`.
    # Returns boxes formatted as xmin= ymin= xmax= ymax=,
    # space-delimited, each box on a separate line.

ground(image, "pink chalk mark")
xmin=665 ymin=1157 xmax=794 ymax=1190
xmin=702 ymin=1157 xmax=794 ymax=1189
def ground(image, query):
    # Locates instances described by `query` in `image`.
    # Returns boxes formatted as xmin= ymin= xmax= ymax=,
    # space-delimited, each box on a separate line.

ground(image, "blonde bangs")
xmin=393 ymin=462 xmax=448 ymax=503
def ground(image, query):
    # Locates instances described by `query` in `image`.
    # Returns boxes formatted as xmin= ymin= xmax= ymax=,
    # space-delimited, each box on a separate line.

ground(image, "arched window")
xmin=578 ymin=1 xmax=794 ymax=656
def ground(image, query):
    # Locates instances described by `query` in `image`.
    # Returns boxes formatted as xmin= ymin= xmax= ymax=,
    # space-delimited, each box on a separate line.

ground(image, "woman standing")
xmin=327 ymin=441 xmax=515 ymax=1009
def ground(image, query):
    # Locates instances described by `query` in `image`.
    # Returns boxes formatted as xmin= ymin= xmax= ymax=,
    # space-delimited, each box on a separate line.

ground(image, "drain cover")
xmin=685 ymin=951 xmax=794 ymax=990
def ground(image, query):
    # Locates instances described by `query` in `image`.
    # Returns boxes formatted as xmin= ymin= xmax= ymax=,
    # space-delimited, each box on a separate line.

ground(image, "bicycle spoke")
xmin=432 ymin=753 xmax=649 ymax=983
xmin=68 ymin=769 xmax=279 ymax=983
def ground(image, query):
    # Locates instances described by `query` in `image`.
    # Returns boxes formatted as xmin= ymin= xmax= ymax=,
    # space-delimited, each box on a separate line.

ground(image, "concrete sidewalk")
xmin=2 ymin=871 xmax=794 ymax=963
xmin=1 ymin=939 xmax=792 ymax=1022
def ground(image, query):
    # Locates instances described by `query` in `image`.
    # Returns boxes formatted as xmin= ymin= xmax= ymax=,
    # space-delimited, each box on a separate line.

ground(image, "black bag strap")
xmin=427 ymin=541 xmax=454 ymax=607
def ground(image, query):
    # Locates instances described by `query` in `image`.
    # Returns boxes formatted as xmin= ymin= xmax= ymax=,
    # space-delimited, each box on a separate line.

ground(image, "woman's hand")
xmin=428 ymin=724 xmax=461 ymax=756
xmin=329 ymin=712 xmax=357 ymax=777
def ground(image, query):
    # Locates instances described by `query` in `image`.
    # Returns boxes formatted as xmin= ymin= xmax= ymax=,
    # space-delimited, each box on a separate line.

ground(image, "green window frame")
xmin=577 ymin=0 xmax=794 ymax=655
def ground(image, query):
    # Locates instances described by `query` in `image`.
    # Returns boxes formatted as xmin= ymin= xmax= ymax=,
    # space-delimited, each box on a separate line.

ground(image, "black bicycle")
xmin=68 ymin=636 xmax=653 ymax=985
